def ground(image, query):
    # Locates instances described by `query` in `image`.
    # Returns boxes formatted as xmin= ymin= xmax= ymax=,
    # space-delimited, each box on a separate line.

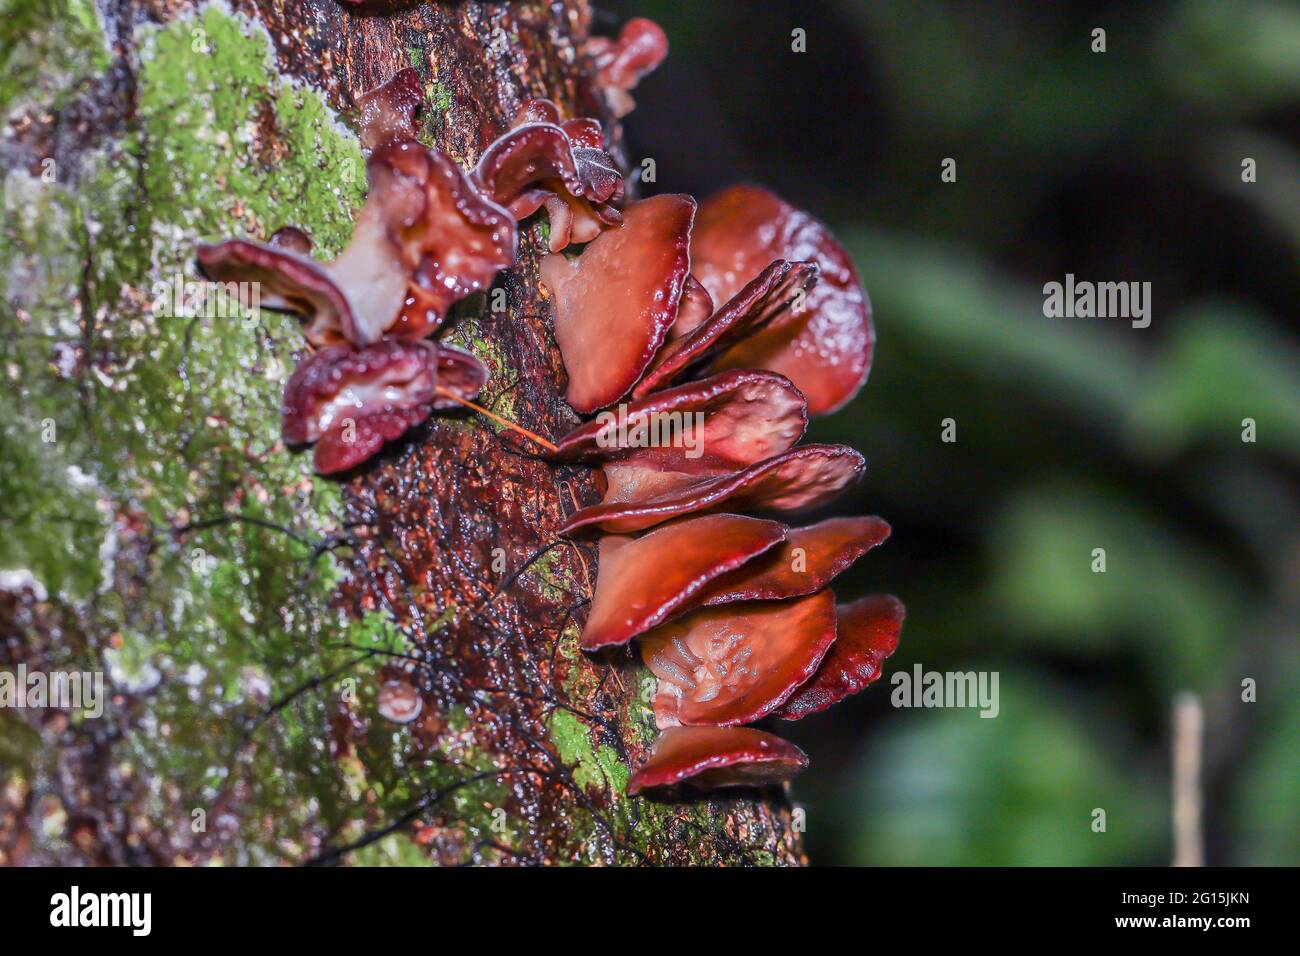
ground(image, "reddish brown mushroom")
xmin=690 ymin=185 xmax=874 ymax=415
xmin=198 ymin=71 xmax=517 ymax=348
xmin=627 ymin=726 xmax=808 ymax=794
xmin=695 ymin=515 xmax=891 ymax=607
xmin=580 ymin=514 xmax=786 ymax=651
xmin=586 ymin=17 xmax=669 ymax=119
xmin=195 ymin=239 xmax=370 ymax=348
xmin=633 ymin=259 xmax=820 ymax=398
xmin=778 ymin=594 xmax=904 ymax=719
xmin=641 ymin=589 xmax=838 ymax=727
xmin=541 ymin=194 xmax=695 ymax=413
xmin=671 ymin=275 xmax=715 ymax=337
xmin=555 ymin=368 xmax=807 ymax=474
xmin=281 ymin=338 xmax=440 ymax=474
xmin=356 ymin=67 xmax=423 ymax=151
xmin=472 ymin=112 xmax=623 ymax=253
xmin=560 ymin=443 xmax=865 ymax=535
xmin=370 ymin=143 xmax=517 ymax=339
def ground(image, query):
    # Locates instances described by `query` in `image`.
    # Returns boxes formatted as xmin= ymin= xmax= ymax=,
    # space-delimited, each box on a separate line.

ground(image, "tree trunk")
xmin=0 ymin=0 xmax=803 ymax=865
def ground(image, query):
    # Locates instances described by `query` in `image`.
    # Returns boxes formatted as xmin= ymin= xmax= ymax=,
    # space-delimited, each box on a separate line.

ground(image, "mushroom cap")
xmin=198 ymin=142 xmax=516 ymax=348
xmin=196 ymin=239 xmax=363 ymax=348
xmin=473 ymin=122 xmax=621 ymax=216
xmin=628 ymin=726 xmax=808 ymax=794
xmin=691 ymin=185 xmax=874 ymax=415
xmin=580 ymin=514 xmax=786 ymax=651
xmin=633 ymin=259 xmax=819 ymax=398
xmin=554 ymin=368 xmax=807 ymax=474
xmin=312 ymin=405 xmax=432 ymax=475
xmin=696 ymin=515 xmax=891 ymax=607
xmin=371 ymin=143 xmax=518 ymax=336
xmin=429 ymin=343 xmax=488 ymax=410
xmin=356 ymin=67 xmax=423 ymax=151
xmin=778 ymin=594 xmax=904 ymax=719
xmin=473 ymin=119 xmax=623 ymax=252
xmin=542 ymin=194 xmax=695 ymax=413
xmin=642 ymin=589 xmax=838 ymax=726
xmin=587 ymin=17 xmax=669 ymax=118
xmin=559 ymin=443 xmax=865 ymax=536
xmin=280 ymin=339 xmax=438 ymax=474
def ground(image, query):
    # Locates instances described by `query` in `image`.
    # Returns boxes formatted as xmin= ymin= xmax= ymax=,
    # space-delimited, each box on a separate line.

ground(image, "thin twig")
xmin=436 ymin=385 xmax=558 ymax=453
xmin=1172 ymin=691 xmax=1204 ymax=867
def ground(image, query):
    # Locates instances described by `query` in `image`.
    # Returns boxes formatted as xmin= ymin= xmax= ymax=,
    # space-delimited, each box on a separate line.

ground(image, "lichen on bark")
xmin=0 ymin=0 xmax=804 ymax=866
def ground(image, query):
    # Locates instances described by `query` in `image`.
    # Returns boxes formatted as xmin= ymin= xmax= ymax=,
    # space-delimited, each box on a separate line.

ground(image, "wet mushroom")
xmin=694 ymin=515 xmax=891 ymax=607
xmin=641 ymin=589 xmax=838 ymax=727
xmin=778 ymin=594 xmax=904 ymax=719
xmin=198 ymin=71 xmax=517 ymax=347
xmin=281 ymin=338 xmax=440 ymax=474
xmin=585 ymin=17 xmax=669 ymax=119
xmin=377 ymin=678 xmax=424 ymax=724
xmin=541 ymin=194 xmax=695 ymax=413
xmin=690 ymin=184 xmax=875 ymax=415
xmin=559 ymin=443 xmax=865 ymax=536
xmin=628 ymin=726 xmax=808 ymax=794
xmin=633 ymin=259 xmax=819 ymax=399
xmin=472 ymin=107 xmax=623 ymax=252
xmin=580 ymin=513 xmax=786 ymax=651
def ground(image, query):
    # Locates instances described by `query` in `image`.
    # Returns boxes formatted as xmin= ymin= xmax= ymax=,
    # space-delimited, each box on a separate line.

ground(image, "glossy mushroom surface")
xmin=641 ymin=589 xmax=838 ymax=726
xmin=628 ymin=726 xmax=808 ymax=794
xmin=580 ymin=514 xmax=786 ymax=651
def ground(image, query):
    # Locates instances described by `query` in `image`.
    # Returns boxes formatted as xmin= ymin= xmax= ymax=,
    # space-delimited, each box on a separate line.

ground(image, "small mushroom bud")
xmin=356 ymin=67 xmax=423 ymax=152
xmin=586 ymin=18 xmax=669 ymax=119
xmin=628 ymin=726 xmax=808 ymax=795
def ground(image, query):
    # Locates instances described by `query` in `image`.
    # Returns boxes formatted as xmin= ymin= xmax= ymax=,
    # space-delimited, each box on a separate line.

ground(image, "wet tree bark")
xmin=0 ymin=0 xmax=804 ymax=865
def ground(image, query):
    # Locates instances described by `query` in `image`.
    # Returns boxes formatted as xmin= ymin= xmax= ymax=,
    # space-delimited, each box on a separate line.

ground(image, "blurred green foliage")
xmin=624 ymin=0 xmax=1299 ymax=865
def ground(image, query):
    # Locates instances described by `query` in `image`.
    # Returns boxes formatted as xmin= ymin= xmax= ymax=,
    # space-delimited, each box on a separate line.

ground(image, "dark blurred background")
xmin=609 ymin=0 xmax=1299 ymax=865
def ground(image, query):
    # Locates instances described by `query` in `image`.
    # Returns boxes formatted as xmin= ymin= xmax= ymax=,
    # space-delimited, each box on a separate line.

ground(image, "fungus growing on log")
xmin=633 ymin=259 xmax=819 ymax=398
xmin=554 ymin=369 xmax=807 ymax=473
xmin=541 ymin=194 xmax=695 ymax=413
xmin=627 ymin=726 xmax=808 ymax=795
xmin=558 ymin=443 xmax=865 ymax=535
xmin=473 ymin=104 xmax=624 ymax=251
xmin=778 ymin=594 xmax=905 ymax=720
xmin=281 ymin=339 xmax=440 ymax=475
xmin=641 ymin=590 xmax=839 ymax=727
xmin=199 ymin=74 xmax=516 ymax=348
xmin=196 ymin=15 xmax=904 ymax=806
xmin=585 ymin=17 xmax=669 ymax=119
xmin=695 ymin=516 xmax=891 ymax=607
xmin=580 ymin=514 xmax=786 ymax=651
xmin=690 ymin=185 xmax=875 ymax=415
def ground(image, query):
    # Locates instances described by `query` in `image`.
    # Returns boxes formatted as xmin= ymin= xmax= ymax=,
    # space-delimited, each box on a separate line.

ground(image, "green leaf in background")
xmin=838 ymin=675 xmax=1166 ymax=865
xmin=988 ymin=482 xmax=1242 ymax=691
xmin=1128 ymin=306 xmax=1300 ymax=462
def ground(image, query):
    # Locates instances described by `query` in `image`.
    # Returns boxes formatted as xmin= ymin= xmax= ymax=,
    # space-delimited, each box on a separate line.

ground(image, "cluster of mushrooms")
xmin=197 ymin=18 xmax=903 ymax=796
